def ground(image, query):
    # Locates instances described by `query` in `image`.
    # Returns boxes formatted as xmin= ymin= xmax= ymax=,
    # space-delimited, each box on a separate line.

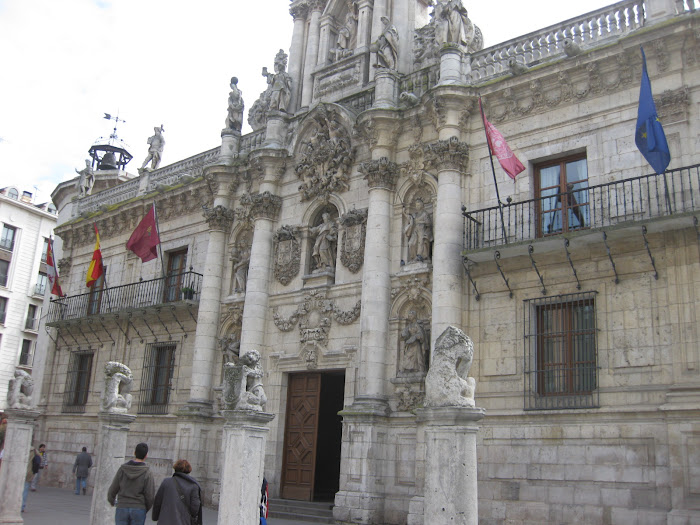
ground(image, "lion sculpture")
xmin=222 ymin=349 xmax=267 ymax=411
xmin=101 ymin=361 xmax=133 ymax=413
xmin=425 ymin=326 xmax=476 ymax=407
xmin=7 ymin=368 xmax=35 ymax=409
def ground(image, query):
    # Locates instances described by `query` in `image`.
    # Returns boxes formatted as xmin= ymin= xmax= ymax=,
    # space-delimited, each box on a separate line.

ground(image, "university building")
xmin=35 ymin=0 xmax=700 ymax=523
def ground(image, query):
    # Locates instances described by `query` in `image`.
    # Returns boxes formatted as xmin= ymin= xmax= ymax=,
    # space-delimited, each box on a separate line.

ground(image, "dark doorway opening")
xmin=313 ymin=371 xmax=344 ymax=501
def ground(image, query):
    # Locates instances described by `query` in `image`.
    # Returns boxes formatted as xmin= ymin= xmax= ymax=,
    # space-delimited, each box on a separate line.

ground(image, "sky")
xmin=0 ymin=0 xmax=618 ymax=205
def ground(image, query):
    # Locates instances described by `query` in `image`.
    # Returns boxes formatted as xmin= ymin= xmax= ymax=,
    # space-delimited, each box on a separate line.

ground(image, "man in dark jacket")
xmin=73 ymin=446 xmax=93 ymax=495
xmin=107 ymin=442 xmax=155 ymax=525
xmin=22 ymin=446 xmax=41 ymax=512
xmin=152 ymin=459 xmax=202 ymax=525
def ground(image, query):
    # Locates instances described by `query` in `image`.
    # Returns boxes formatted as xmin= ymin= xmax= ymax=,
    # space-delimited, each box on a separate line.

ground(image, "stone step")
xmin=267 ymin=498 xmax=334 ymax=524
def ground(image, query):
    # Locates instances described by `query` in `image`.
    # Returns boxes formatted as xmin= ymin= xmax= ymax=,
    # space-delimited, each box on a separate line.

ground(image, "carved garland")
xmin=273 ymin=225 xmax=302 ymax=286
xmin=339 ymin=208 xmax=368 ymax=273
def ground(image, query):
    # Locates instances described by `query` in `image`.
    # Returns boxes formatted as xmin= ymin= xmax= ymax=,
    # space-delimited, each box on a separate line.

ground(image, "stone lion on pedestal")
xmin=7 ymin=368 xmax=34 ymax=409
xmin=425 ymin=326 xmax=476 ymax=407
xmin=101 ymin=361 xmax=133 ymax=413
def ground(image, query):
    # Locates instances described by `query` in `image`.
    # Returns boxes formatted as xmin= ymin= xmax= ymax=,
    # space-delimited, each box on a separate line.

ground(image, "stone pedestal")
xmin=263 ymin=112 xmax=288 ymax=149
xmin=439 ymin=45 xmax=464 ymax=85
xmin=415 ymin=407 xmax=485 ymax=525
xmin=89 ymin=411 xmax=136 ymax=525
xmin=220 ymin=129 xmax=240 ymax=163
xmin=0 ymin=408 xmax=41 ymax=524
xmin=217 ymin=410 xmax=275 ymax=525
xmin=374 ymin=69 xmax=399 ymax=108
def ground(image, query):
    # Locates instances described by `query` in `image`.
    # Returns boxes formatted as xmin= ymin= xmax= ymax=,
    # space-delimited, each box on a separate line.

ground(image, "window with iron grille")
xmin=62 ymin=351 xmax=94 ymax=413
xmin=0 ymin=225 xmax=16 ymax=252
xmin=138 ymin=343 xmax=176 ymax=414
xmin=524 ymin=291 xmax=599 ymax=410
xmin=535 ymin=155 xmax=590 ymax=237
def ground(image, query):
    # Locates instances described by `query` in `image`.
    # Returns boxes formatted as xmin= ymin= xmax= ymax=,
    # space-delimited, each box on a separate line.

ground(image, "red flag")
xmin=86 ymin=223 xmax=104 ymax=287
xmin=126 ymin=205 xmax=160 ymax=262
xmin=46 ymin=238 xmax=63 ymax=297
xmin=480 ymin=102 xmax=526 ymax=180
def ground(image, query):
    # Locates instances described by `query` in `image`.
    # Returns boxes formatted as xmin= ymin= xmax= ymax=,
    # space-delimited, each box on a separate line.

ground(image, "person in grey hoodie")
xmin=73 ymin=446 xmax=93 ymax=495
xmin=107 ymin=442 xmax=155 ymax=525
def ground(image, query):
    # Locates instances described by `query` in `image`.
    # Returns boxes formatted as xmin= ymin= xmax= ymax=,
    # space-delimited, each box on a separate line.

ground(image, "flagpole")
xmin=152 ymin=201 xmax=166 ymax=280
xmin=478 ymin=96 xmax=508 ymax=244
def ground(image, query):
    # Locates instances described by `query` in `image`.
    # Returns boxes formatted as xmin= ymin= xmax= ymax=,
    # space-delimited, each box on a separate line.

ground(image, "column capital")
xmin=359 ymin=157 xmax=399 ymax=190
xmin=423 ymin=137 xmax=470 ymax=173
xmin=309 ymin=0 xmax=327 ymax=12
xmin=248 ymin=150 xmax=288 ymax=185
xmin=289 ymin=1 xmax=309 ymax=20
xmin=241 ymin=191 xmax=283 ymax=222
xmin=203 ymin=204 xmax=235 ymax=231
xmin=203 ymin=163 xmax=244 ymax=198
xmin=354 ymin=113 xmax=402 ymax=155
xmin=427 ymin=90 xmax=477 ymax=136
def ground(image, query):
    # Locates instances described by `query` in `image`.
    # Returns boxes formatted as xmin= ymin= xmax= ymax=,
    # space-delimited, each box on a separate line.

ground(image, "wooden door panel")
xmin=281 ymin=373 xmax=321 ymax=500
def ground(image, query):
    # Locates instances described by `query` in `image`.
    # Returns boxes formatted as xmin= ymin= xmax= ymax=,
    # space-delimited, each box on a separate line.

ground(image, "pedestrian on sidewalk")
xmin=30 ymin=443 xmax=46 ymax=491
xmin=152 ymin=459 xmax=203 ymax=524
xmin=73 ymin=446 xmax=93 ymax=495
xmin=107 ymin=442 xmax=155 ymax=525
xmin=22 ymin=446 xmax=41 ymax=512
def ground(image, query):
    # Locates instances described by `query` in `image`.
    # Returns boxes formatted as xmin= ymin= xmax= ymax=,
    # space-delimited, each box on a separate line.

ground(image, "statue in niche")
xmin=7 ymin=368 xmax=34 ymax=409
xmin=140 ymin=126 xmax=165 ymax=171
xmin=220 ymin=333 xmax=241 ymax=364
xmin=401 ymin=310 xmax=429 ymax=373
xmin=403 ymin=198 xmax=433 ymax=263
xmin=310 ymin=212 xmax=338 ymax=272
xmin=371 ymin=16 xmax=399 ymax=70
xmin=231 ymin=246 xmax=250 ymax=293
xmin=101 ymin=362 xmax=133 ymax=413
xmin=331 ymin=1 xmax=359 ymax=62
xmin=222 ymin=349 xmax=267 ymax=411
xmin=425 ymin=326 xmax=476 ymax=408
xmin=76 ymin=159 xmax=95 ymax=198
xmin=262 ymin=49 xmax=292 ymax=113
xmin=225 ymin=76 xmax=244 ymax=132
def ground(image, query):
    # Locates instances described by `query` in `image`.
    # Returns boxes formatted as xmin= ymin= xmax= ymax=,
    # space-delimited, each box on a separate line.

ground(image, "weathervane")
xmin=103 ymin=112 xmax=126 ymax=144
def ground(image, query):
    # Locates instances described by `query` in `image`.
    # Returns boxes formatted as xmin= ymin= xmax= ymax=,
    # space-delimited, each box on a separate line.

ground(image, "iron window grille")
xmin=524 ymin=291 xmax=599 ymax=410
xmin=138 ymin=342 xmax=176 ymax=415
xmin=62 ymin=350 xmax=94 ymax=413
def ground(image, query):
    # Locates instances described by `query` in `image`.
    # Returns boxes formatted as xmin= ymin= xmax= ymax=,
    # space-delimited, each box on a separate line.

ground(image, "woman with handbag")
xmin=152 ymin=459 xmax=203 ymax=524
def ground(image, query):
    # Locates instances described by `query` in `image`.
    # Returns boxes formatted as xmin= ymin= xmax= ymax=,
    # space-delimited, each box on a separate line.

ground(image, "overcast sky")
xmin=0 ymin=0 xmax=618 ymax=205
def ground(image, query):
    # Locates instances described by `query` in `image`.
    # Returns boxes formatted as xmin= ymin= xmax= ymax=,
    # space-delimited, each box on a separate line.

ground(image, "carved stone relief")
xmin=656 ymin=86 xmax=690 ymax=123
xmin=239 ymin=191 xmax=282 ymax=221
xmin=423 ymin=137 xmax=470 ymax=173
xmin=273 ymin=225 xmax=302 ymax=286
xmin=402 ymin=192 xmax=434 ymax=265
xmin=339 ymin=208 xmax=367 ymax=273
xmin=230 ymin=229 xmax=253 ymax=294
xmin=396 ymin=297 xmax=431 ymax=377
xmin=100 ymin=361 xmax=133 ymax=413
xmin=359 ymin=157 xmax=399 ymax=190
xmin=203 ymin=205 xmax=235 ymax=231
xmin=309 ymin=207 xmax=339 ymax=274
xmin=394 ymin=382 xmax=426 ymax=412
xmin=295 ymin=105 xmax=354 ymax=202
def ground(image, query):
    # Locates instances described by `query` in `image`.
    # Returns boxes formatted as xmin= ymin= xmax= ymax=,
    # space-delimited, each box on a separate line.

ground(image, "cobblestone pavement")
xmin=20 ymin=486 xmax=317 ymax=525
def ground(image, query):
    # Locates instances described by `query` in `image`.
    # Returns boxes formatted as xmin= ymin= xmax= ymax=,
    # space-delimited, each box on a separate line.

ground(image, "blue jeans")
xmin=115 ymin=507 xmax=147 ymax=525
xmin=75 ymin=476 xmax=87 ymax=494
xmin=22 ymin=481 xmax=30 ymax=511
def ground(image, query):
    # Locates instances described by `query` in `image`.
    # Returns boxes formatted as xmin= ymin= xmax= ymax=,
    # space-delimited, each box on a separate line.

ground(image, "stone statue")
xmin=403 ymin=198 xmax=433 ymax=263
xmin=435 ymin=0 xmax=474 ymax=47
xmin=140 ymin=126 xmax=165 ymax=171
xmin=231 ymin=246 xmax=250 ymax=293
xmin=331 ymin=1 xmax=358 ymax=62
xmin=7 ymin=368 xmax=34 ymax=409
xmin=100 ymin=361 xmax=133 ymax=412
xmin=222 ymin=349 xmax=267 ymax=411
xmin=76 ymin=159 xmax=95 ymax=198
xmin=400 ymin=310 xmax=428 ymax=373
xmin=310 ymin=212 xmax=338 ymax=271
xmin=220 ymin=334 xmax=241 ymax=364
xmin=262 ymin=49 xmax=293 ymax=113
xmin=425 ymin=326 xmax=476 ymax=408
xmin=225 ymin=76 xmax=244 ymax=132
xmin=371 ymin=16 xmax=399 ymax=70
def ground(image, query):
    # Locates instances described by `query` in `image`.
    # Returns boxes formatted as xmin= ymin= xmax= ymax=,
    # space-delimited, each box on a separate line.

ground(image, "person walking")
xmin=152 ymin=459 xmax=203 ymax=525
xmin=73 ymin=446 xmax=93 ymax=495
xmin=107 ymin=442 xmax=155 ymax=525
xmin=30 ymin=443 xmax=46 ymax=491
xmin=22 ymin=446 xmax=41 ymax=512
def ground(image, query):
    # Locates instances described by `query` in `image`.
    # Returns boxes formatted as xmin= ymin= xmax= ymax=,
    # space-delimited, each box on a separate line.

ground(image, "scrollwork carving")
xmin=273 ymin=225 xmax=301 ymax=285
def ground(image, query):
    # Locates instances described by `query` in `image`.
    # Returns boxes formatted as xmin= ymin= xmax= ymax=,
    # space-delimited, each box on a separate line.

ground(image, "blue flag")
xmin=635 ymin=47 xmax=670 ymax=175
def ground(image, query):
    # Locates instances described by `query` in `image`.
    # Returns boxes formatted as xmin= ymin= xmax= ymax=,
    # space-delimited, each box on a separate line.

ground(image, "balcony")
xmin=34 ymin=283 xmax=46 ymax=296
xmin=46 ymin=270 xmax=203 ymax=325
xmin=463 ymin=164 xmax=700 ymax=262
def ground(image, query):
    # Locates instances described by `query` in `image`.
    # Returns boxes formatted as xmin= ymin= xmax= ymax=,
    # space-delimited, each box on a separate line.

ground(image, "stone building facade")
xmin=35 ymin=0 xmax=700 ymax=523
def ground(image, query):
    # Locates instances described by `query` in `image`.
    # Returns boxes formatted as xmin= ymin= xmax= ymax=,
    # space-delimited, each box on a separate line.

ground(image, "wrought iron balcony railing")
xmin=463 ymin=164 xmax=700 ymax=252
xmin=46 ymin=270 xmax=202 ymax=325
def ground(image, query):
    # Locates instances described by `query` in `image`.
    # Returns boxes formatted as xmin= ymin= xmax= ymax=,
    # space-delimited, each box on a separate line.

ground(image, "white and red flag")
xmin=480 ymin=99 xmax=526 ymax=180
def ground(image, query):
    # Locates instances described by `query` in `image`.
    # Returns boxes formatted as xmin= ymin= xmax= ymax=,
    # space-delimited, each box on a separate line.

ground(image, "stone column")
xmin=217 ymin=410 xmax=275 ymax=525
xmin=288 ymin=3 xmax=309 ymax=113
xmin=0 ymin=408 xmax=40 ymax=524
xmin=416 ymin=407 xmax=485 ymax=525
xmin=301 ymin=1 xmax=324 ymax=108
xmin=439 ymin=44 xmax=463 ymax=85
xmin=89 ymin=412 xmax=136 ymax=525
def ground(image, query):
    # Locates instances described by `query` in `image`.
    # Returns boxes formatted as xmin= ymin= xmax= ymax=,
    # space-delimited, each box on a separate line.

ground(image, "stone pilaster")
xmin=355 ymin=0 xmax=374 ymax=51
xmin=414 ymin=407 xmax=485 ymax=525
xmin=288 ymin=2 xmax=309 ymax=113
xmin=217 ymin=410 xmax=275 ymax=525
xmin=423 ymin=137 xmax=470 ymax=349
xmin=301 ymin=1 xmax=324 ymax=108
xmin=89 ymin=412 xmax=136 ymax=525
xmin=0 ymin=408 xmax=40 ymax=525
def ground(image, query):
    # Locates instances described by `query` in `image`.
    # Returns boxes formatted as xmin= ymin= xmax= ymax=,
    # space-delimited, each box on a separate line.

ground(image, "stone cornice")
xmin=422 ymin=137 xmax=470 ymax=173
xmin=359 ymin=157 xmax=399 ymax=190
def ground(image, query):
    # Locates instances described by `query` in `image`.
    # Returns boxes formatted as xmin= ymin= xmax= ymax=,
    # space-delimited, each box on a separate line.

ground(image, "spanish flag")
xmin=86 ymin=223 xmax=104 ymax=287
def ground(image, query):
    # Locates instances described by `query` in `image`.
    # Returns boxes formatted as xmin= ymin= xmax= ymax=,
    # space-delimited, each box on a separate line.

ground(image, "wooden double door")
xmin=281 ymin=371 xmax=345 ymax=501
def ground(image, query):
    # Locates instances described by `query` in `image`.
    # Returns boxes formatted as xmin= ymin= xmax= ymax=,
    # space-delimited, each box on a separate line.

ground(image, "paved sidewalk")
xmin=21 ymin=486 xmax=319 ymax=525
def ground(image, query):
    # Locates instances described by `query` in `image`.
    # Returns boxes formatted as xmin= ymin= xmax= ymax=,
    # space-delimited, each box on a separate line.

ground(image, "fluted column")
xmin=186 ymin=167 xmax=236 ymax=413
xmin=300 ymin=1 xmax=324 ymax=108
xmin=288 ymin=2 xmax=309 ymax=113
